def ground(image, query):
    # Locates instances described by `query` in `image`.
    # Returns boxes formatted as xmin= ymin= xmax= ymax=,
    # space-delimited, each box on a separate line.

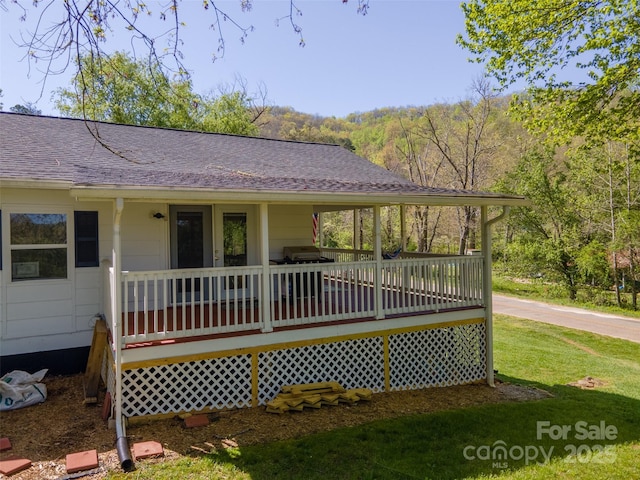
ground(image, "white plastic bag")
xmin=0 ymin=369 xmax=48 ymax=411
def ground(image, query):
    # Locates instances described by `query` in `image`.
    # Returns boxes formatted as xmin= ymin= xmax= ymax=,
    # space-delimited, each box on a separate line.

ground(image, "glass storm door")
xmin=222 ymin=212 xmax=247 ymax=268
xmin=220 ymin=212 xmax=247 ymax=297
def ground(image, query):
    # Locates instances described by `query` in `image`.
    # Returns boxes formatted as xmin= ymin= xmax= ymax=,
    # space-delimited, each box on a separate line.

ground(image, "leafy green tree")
xmin=9 ymin=102 xmax=42 ymax=115
xmin=0 ymin=90 xmax=42 ymax=115
xmin=575 ymin=241 xmax=611 ymax=288
xmin=199 ymin=91 xmax=260 ymax=137
xmin=459 ymin=0 xmax=640 ymax=144
xmin=56 ymin=52 xmax=200 ymax=128
xmin=567 ymin=140 xmax=640 ymax=307
xmin=462 ymin=0 xmax=639 ymax=306
xmin=55 ymin=52 xmax=259 ymax=135
xmin=497 ymin=150 xmax=584 ymax=299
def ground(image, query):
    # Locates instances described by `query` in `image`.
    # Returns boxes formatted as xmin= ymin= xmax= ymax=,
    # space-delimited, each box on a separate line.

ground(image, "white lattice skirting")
xmin=115 ymin=320 xmax=487 ymax=418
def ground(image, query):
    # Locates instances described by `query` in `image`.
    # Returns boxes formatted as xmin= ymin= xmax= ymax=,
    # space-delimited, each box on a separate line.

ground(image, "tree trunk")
xmin=630 ymin=247 xmax=638 ymax=309
xmin=612 ymin=252 xmax=622 ymax=306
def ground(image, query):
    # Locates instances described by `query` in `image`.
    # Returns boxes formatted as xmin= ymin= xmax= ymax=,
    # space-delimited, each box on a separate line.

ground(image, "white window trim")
xmin=2 ymin=207 xmax=74 ymax=285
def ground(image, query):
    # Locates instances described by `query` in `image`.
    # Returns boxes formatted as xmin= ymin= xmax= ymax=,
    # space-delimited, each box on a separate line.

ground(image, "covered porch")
xmin=110 ymin=250 xmax=485 ymax=346
xmin=92 ymin=199 xmax=498 ymax=421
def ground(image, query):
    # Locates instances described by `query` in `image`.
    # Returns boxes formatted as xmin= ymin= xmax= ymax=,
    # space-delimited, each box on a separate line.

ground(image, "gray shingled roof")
xmin=0 ymin=113 xmax=526 ymax=205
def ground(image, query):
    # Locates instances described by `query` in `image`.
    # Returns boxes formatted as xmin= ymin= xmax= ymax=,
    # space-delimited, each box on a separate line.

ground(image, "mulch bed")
xmin=0 ymin=374 xmax=552 ymax=479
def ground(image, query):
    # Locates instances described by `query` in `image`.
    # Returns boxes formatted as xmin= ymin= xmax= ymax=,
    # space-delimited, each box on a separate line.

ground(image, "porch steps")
xmin=83 ymin=318 xmax=107 ymax=405
xmin=266 ymin=382 xmax=372 ymax=414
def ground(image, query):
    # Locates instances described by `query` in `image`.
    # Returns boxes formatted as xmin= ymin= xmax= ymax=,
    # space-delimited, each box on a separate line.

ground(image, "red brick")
xmin=66 ymin=449 xmax=99 ymax=474
xmin=101 ymin=391 xmax=112 ymax=421
xmin=0 ymin=456 xmax=31 ymax=475
xmin=184 ymin=414 xmax=209 ymax=428
xmin=0 ymin=437 xmax=11 ymax=452
xmin=132 ymin=441 xmax=164 ymax=460
xmin=222 ymin=438 xmax=239 ymax=449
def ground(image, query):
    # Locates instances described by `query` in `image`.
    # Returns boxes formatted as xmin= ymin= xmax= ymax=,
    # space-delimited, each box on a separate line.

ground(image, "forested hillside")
xmin=257 ymin=82 xmax=639 ymax=311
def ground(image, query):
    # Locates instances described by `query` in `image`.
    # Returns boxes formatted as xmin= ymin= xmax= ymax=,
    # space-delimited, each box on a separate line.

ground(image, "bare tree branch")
xmin=3 ymin=0 xmax=370 ymax=104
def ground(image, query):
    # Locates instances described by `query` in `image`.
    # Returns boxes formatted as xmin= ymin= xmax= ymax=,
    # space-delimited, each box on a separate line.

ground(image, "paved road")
xmin=492 ymin=294 xmax=640 ymax=344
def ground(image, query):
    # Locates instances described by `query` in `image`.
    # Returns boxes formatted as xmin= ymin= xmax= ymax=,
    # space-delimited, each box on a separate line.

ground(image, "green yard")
xmin=108 ymin=315 xmax=640 ymax=479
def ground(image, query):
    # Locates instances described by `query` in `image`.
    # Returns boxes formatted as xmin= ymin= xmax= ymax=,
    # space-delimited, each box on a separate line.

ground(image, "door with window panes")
xmin=169 ymin=205 xmax=254 ymax=303
xmin=169 ymin=206 xmax=213 ymax=303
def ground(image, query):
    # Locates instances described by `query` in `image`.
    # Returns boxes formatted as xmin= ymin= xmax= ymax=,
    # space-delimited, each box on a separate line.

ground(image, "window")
xmin=10 ymin=213 xmax=67 ymax=281
xmin=75 ymin=211 xmax=99 ymax=267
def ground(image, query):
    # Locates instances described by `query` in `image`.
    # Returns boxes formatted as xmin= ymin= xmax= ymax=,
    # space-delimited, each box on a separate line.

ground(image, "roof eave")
xmin=68 ymin=185 xmax=530 ymax=207
xmin=1 ymin=178 xmax=73 ymax=190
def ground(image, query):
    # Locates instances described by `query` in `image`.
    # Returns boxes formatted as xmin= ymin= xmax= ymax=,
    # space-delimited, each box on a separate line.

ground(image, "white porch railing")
xmin=381 ymin=256 xmax=484 ymax=315
xmin=269 ymin=261 xmax=378 ymax=328
xmin=120 ymin=266 xmax=263 ymax=343
xmin=106 ymin=255 xmax=484 ymax=345
xmin=319 ymin=248 xmax=374 ymax=262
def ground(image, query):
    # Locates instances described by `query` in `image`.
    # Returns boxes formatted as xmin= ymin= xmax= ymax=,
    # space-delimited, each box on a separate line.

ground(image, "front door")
xmin=170 ymin=205 xmax=212 ymax=301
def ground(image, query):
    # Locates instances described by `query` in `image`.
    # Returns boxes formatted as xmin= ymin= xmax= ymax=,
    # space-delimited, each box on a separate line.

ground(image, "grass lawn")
xmin=108 ymin=316 xmax=640 ymax=479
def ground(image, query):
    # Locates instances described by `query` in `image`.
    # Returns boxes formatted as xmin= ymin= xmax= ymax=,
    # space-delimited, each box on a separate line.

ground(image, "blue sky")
xmin=1 ymin=1 xmax=492 ymax=118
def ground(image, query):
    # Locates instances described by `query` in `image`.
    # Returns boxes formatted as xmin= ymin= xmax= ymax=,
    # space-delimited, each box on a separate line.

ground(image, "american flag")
xmin=312 ymin=212 xmax=319 ymax=245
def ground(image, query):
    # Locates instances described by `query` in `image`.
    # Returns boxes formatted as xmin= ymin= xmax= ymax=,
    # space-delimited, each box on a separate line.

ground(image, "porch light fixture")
xmin=152 ymin=212 xmax=166 ymax=219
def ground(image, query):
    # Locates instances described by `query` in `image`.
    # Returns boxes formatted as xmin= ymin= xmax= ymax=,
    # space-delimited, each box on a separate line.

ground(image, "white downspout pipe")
xmin=112 ymin=198 xmax=133 ymax=471
xmin=481 ymin=205 xmax=510 ymax=387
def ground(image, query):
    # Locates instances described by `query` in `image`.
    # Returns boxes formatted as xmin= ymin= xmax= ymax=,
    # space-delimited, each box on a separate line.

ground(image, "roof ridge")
xmin=0 ymin=111 xmax=343 ymax=148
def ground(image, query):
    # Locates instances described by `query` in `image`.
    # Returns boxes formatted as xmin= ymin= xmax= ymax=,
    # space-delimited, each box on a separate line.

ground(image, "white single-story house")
xmin=0 ymin=112 xmax=527 ymax=467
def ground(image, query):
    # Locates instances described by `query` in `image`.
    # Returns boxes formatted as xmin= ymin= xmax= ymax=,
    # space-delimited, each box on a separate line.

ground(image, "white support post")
xmin=400 ymin=205 xmax=410 ymax=292
xmin=374 ymin=205 xmax=384 ymax=320
xmin=318 ymin=212 xmax=324 ymax=248
xmin=259 ymin=203 xmax=273 ymax=333
xmin=353 ymin=209 xmax=361 ymax=254
xmin=400 ymin=205 xmax=407 ymax=253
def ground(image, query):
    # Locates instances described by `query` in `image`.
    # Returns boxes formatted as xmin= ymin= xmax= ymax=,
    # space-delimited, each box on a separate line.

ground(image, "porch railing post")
xmin=259 ymin=203 xmax=273 ymax=333
xmin=101 ymin=258 xmax=113 ymax=326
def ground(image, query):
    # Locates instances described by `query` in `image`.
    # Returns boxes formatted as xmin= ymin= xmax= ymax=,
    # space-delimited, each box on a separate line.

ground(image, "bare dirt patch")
xmin=567 ymin=376 xmax=607 ymax=389
xmin=0 ymin=374 xmax=552 ymax=479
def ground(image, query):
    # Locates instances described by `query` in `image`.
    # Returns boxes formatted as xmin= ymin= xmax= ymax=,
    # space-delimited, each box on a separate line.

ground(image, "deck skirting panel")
xmin=108 ymin=319 xmax=487 ymax=418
